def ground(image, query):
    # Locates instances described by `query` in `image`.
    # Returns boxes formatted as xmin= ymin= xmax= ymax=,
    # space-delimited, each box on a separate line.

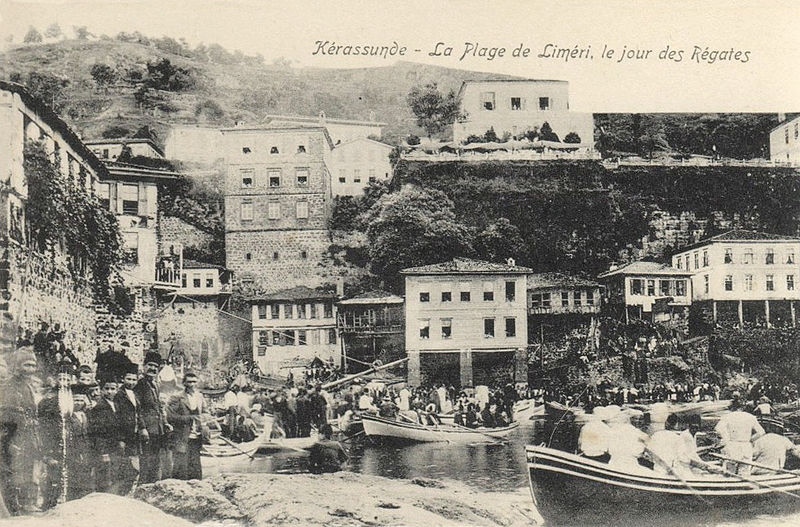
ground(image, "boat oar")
xmin=398 ymin=411 xmax=451 ymax=443
xmin=644 ymin=447 xmax=709 ymax=505
xmin=449 ymin=421 xmax=507 ymax=444
xmin=696 ymin=460 xmax=800 ymax=500
xmin=340 ymin=430 xmax=366 ymax=443
xmin=219 ymin=435 xmax=256 ymax=460
xmin=709 ymin=453 xmax=800 ymax=478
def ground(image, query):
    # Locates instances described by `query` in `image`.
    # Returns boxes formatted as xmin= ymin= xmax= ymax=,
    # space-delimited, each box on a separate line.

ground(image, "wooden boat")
xmin=526 ymin=444 xmax=800 ymax=526
xmin=361 ymin=414 xmax=518 ymax=443
xmin=437 ymin=399 xmax=544 ymax=425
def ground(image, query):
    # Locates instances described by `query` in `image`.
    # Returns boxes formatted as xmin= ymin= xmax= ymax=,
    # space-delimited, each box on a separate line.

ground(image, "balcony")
xmin=337 ymin=311 xmax=404 ymax=335
xmin=154 ymin=256 xmax=182 ymax=289
xmin=529 ymin=304 xmax=601 ymax=315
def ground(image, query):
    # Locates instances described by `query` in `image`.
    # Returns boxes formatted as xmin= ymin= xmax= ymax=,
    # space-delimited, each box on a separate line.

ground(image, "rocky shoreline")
xmin=2 ymin=473 xmax=541 ymax=527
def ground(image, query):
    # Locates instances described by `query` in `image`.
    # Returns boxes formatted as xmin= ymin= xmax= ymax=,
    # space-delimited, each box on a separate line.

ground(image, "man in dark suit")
xmin=134 ymin=352 xmax=171 ymax=484
xmin=88 ymin=378 xmax=121 ymax=494
xmin=167 ymin=371 xmax=207 ymax=480
xmin=114 ymin=363 xmax=140 ymax=494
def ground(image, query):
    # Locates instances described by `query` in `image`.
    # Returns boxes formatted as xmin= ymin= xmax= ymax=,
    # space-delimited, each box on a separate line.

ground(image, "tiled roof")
xmin=598 ymin=261 xmax=692 ymax=279
xmin=339 ymin=290 xmax=404 ymax=305
xmin=528 ymin=272 xmax=601 ymax=290
xmin=679 ymin=229 xmax=800 ymax=253
xmin=401 ymin=257 xmax=532 ymax=275
xmin=249 ymin=286 xmax=337 ymax=303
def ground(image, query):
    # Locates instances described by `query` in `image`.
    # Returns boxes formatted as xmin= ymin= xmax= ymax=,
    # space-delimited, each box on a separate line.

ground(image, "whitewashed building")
xmin=329 ymin=138 xmax=393 ymax=196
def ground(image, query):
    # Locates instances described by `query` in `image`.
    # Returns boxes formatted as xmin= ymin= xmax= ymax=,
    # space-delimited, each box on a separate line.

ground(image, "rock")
xmin=410 ymin=477 xmax=446 ymax=489
xmin=134 ymin=478 xmax=247 ymax=523
xmin=1 ymin=493 xmax=193 ymax=527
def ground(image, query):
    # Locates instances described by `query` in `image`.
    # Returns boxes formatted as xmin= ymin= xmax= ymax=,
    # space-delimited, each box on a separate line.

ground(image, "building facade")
xmin=671 ymin=230 xmax=800 ymax=326
xmin=452 ymin=80 xmax=594 ymax=146
xmin=222 ymin=126 xmax=334 ymax=293
xmin=251 ymin=286 xmax=339 ymax=378
xmin=85 ymin=138 xmax=164 ymax=160
xmin=337 ymin=290 xmax=404 ymax=372
xmin=402 ymin=257 xmax=530 ymax=387
xmin=264 ymin=113 xmax=385 ymax=145
xmin=329 ymin=138 xmax=393 ymax=196
xmin=528 ymin=273 xmax=602 ymax=316
xmin=598 ymin=261 xmax=692 ymax=324
xmin=769 ymin=114 xmax=800 ymax=163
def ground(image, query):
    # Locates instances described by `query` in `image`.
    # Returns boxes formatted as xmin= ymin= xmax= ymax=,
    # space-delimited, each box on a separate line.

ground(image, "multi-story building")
xmin=769 ymin=114 xmax=800 ymax=163
xmin=452 ymin=79 xmax=594 ymax=146
xmin=251 ymin=286 xmax=339 ymax=378
xmin=264 ymin=113 xmax=385 ymax=145
xmin=221 ymin=126 xmax=334 ymax=293
xmin=179 ymin=259 xmax=233 ymax=301
xmin=671 ymin=229 xmax=800 ymax=327
xmin=329 ymin=138 xmax=394 ymax=196
xmin=528 ymin=273 xmax=602 ymax=316
xmin=598 ymin=261 xmax=692 ymax=324
xmin=337 ymin=290 xmax=404 ymax=371
xmin=85 ymin=138 xmax=164 ymax=160
xmin=401 ymin=257 xmax=531 ymax=387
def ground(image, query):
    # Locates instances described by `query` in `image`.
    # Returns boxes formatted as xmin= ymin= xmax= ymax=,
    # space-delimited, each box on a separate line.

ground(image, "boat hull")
xmin=362 ymin=415 xmax=518 ymax=443
xmin=526 ymin=445 xmax=800 ymax=526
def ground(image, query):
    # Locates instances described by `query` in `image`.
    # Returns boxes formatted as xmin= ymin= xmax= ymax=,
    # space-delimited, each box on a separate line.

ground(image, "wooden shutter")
xmin=138 ymin=182 xmax=147 ymax=217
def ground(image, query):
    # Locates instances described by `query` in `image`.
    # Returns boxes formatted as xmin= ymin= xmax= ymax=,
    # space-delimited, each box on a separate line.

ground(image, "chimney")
xmin=507 ymin=257 xmax=516 ymax=267
xmin=336 ymin=277 xmax=344 ymax=298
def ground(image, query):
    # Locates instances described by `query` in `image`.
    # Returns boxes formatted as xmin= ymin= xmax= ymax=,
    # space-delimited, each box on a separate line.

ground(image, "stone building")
xmin=401 ymin=257 xmax=530 ymax=388
xmin=222 ymin=126 xmax=334 ymax=294
xmin=85 ymin=138 xmax=164 ymax=160
xmin=264 ymin=113 xmax=385 ymax=145
xmin=250 ymin=286 xmax=339 ymax=378
xmin=0 ymin=81 xmax=107 ymax=360
xmin=329 ymin=138 xmax=394 ymax=196
xmin=452 ymin=79 xmax=594 ymax=146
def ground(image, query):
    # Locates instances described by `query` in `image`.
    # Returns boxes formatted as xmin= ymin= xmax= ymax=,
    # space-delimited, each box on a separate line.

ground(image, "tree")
xmin=144 ymin=58 xmax=195 ymax=91
xmin=406 ymin=134 xmax=420 ymax=146
xmin=73 ymin=26 xmax=91 ymax=40
xmin=483 ymin=127 xmax=499 ymax=143
xmin=564 ymin=132 xmax=582 ymax=144
xmin=24 ymin=72 xmax=69 ymax=113
xmin=132 ymin=125 xmax=158 ymax=141
xmin=362 ymin=184 xmax=473 ymax=290
xmin=44 ymin=23 xmax=62 ymax=40
xmin=540 ymin=122 xmax=560 ymax=142
xmin=474 ymin=218 xmax=526 ymax=263
xmin=406 ymin=82 xmax=462 ymax=140
xmin=23 ymin=26 xmax=42 ymax=44
xmin=194 ymin=99 xmax=225 ymax=121
xmin=102 ymin=126 xmax=130 ymax=139
xmin=90 ymin=63 xmax=117 ymax=91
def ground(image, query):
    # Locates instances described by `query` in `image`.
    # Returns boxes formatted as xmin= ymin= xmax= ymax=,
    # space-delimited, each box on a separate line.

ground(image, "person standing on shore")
xmin=135 ymin=352 xmax=171 ymax=483
xmin=114 ymin=364 xmax=141 ymax=494
xmin=167 ymin=371 xmax=206 ymax=480
xmin=88 ymin=378 xmax=121 ymax=494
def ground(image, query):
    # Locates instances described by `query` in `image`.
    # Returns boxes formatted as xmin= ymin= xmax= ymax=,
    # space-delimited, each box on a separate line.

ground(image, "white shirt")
xmin=223 ymin=390 xmax=238 ymax=409
xmin=359 ymin=394 xmax=374 ymax=410
xmin=578 ymin=419 xmax=611 ymax=457
xmin=125 ymin=388 xmax=137 ymax=408
xmin=753 ymin=433 xmax=795 ymax=471
xmin=715 ymin=411 xmax=765 ymax=444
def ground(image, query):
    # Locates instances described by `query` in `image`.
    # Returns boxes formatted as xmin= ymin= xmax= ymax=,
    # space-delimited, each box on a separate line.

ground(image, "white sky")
xmin=1 ymin=0 xmax=799 ymax=112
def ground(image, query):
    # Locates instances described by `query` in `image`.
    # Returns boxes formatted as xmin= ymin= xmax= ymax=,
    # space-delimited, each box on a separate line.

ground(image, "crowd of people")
xmin=0 ymin=346 xmax=211 ymax=516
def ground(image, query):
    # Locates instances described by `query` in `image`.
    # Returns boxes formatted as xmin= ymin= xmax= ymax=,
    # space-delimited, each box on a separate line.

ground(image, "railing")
xmin=401 ymin=150 xmax=601 ymax=162
xmin=154 ymin=256 xmax=181 ymax=288
xmin=337 ymin=312 xmax=404 ymax=333
xmin=603 ymin=157 xmax=798 ymax=168
xmin=529 ymin=305 xmax=601 ymax=315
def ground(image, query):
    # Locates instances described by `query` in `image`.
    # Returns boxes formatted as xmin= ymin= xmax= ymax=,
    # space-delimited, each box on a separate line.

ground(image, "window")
xmin=419 ymin=319 xmax=430 ymax=340
xmin=241 ymin=201 xmax=253 ymax=220
xmin=245 ymin=252 xmax=252 ymax=260
xmin=102 ymin=148 xmax=109 ymax=158
xmin=766 ymin=275 xmax=775 ymax=291
xmin=675 ymin=280 xmax=686 ymax=297
xmin=339 ymin=170 xmax=346 ymax=184
xmin=505 ymin=281 xmax=516 ymax=301
xmin=241 ymin=168 xmax=254 ymax=188
xmin=297 ymin=330 xmax=307 ymax=346
xmin=630 ymin=279 xmax=644 ymax=295
xmin=676 ymin=258 xmax=682 ymax=270
xmin=510 ymin=97 xmax=522 ymax=110
xmin=98 ymin=182 xmax=111 ymax=210
xmin=285 ymin=330 xmax=295 ymax=346
xmin=328 ymin=328 xmax=337 ymax=344
xmin=561 ymin=291 xmax=569 ymax=307
xmin=206 ymin=273 xmax=214 ymax=287
xmin=420 ymin=291 xmax=430 ymax=302
xmin=660 ymin=280 xmax=671 ymax=296
xmin=724 ymin=248 xmax=733 ymax=264
xmin=573 ymin=291 xmax=582 ymax=307
xmin=743 ymin=249 xmax=754 ymax=264
xmin=296 ymin=168 xmax=309 ymax=186
xmin=786 ymin=128 xmax=790 ymax=144
xmin=272 ymin=252 xmax=279 ymax=260
xmin=542 ymin=292 xmax=551 ymax=308
xmin=483 ymin=281 xmax=494 ymax=301
xmin=300 ymin=250 xmax=308 ymax=259
xmin=685 ymin=256 xmax=690 ymax=270
xmin=268 ymin=202 xmax=280 ymax=220
xmin=787 ymin=250 xmax=795 ymax=264
xmin=297 ymin=145 xmax=306 ymax=153
xmin=369 ymin=169 xmax=376 ymax=182
xmin=181 ymin=273 xmax=187 ymax=288
xmin=788 ymin=275 xmax=795 ymax=291
xmin=193 ymin=273 xmax=201 ymax=288
xmin=586 ymin=290 xmax=595 ymax=306
xmin=284 ymin=304 xmax=293 ymax=319
xmin=530 ymin=293 xmax=541 ymax=308
xmin=121 ymin=184 xmax=139 ymax=215
xmin=703 ymin=250 xmax=709 ymax=267
xmin=309 ymin=303 xmax=317 ymax=318
xmin=795 ymin=123 xmax=799 ymax=140
xmin=745 ymin=274 xmax=754 ymax=291
xmin=324 ymin=302 xmax=333 ymax=318
xmin=441 ymin=318 xmax=452 ymax=339
xmin=505 ymin=318 xmax=516 ymax=338
xmin=693 ymin=252 xmax=699 ymax=269
xmin=258 ymin=305 xmax=267 ymax=319
xmin=484 ymin=318 xmax=495 ymax=338
xmin=480 ymin=91 xmax=496 ymax=110
xmin=271 ymin=331 xmax=281 ymax=346
xmin=242 ymin=147 xmax=251 ymax=154
xmin=258 ymin=331 xmax=268 ymax=347
xmin=441 ymin=291 xmax=452 ymax=302
xmin=267 ymin=169 xmax=280 ymax=187
xmin=704 ymin=274 xmax=709 ymax=294
xmin=538 ymin=97 xmax=550 ymax=110
xmin=353 ymin=169 xmax=361 ymax=183
xmin=297 ymin=304 xmax=306 ymax=319
xmin=459 ymin=282 xmax=470 ymax=301
xmin=121 ymin=232 xmax=138 ymax=264
xmin=724 ymin=275 xmax=733 ymax=291
xmin=296 ymin=201 xmax=309 ymax=219
xmin=647 ymin=280 xmax=655 ymax=296
xmin=271 ymin=304 xmax=280 ymax=319
xmin=270 ymin=146 xmax=279 ymax=154
xmin=766 ymin=248 xmax=775 ymax=265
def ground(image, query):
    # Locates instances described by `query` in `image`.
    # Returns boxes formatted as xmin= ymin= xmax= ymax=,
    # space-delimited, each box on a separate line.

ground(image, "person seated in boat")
xmin=646 ymin=413 xmax=703 ymax=477
xmin=480 ymin=403 xmax=498 ymax=428
xmin=753 ymin=396 xmax=773 ymax=416
xmin=463 ymin=402 xmax=480 ymax=428
xmin=578 ymin=406 xmax=612 ymax=462
xmin=358 ymin=390 xmax=377 ymax=413
xmin=752 ymin=433 xmax=800 ymax=474
xmin=715 ymin=399 xmax=766 ymax=475
xmin=307 ymin=424 xmax=348 ymax=474
xmin=604 ymin=406 xmax=649 ymax=472
xmin=379 ymin=395 xmax=399 ymax=419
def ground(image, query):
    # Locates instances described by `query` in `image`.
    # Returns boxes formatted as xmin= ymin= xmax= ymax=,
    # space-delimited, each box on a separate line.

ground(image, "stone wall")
xmin=160 ymin=215 xmax=216 ymax=253
xmin=226 ymin=229 xmax=332 ymax=294
xmin=0 ymin=241 xmax=97 ymax=364
xmin=94 ymin=286 xmax=155 ymax=367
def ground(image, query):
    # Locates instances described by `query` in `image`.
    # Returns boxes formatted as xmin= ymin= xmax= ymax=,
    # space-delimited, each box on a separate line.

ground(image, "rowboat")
xmin=437 ymin=399 xmax=544 ymax=425
xmin=526 ymin=444 xmax=800 ymax=526
xmin=361 ymin=414 xmax=518 ymax=443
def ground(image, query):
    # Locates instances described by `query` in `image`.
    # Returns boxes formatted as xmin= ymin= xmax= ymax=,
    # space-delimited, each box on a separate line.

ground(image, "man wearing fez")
xmin=168 ymin=371 xmax=207 ymax=480
xmin=114 ymin=363 xmax=141 ymax=494
xmin=0 ymin=347 xmax=42 ymax=514
xmin=87 ymin=377 xmax=121 ymax=493
xmin=37 ymin=362 xmax=75 ymax=509
xmin=135 ymin=351 xmax=172 ymax=483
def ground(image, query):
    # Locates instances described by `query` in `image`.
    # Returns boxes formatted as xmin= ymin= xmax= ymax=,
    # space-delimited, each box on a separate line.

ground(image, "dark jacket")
xmin=114 ymin=388 xmax=140 ymax=450
xmin=134 ymin=378 xmax=166 ymax=437
xmin=88 ymin=398 xmax=120 ymax=456
xmin=166 ymin=392 xmax=205 ymax=454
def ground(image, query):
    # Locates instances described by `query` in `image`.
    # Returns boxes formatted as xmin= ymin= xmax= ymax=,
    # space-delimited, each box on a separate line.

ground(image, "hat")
xmin=759 ymin=396 xmax=771 ymax=404
xmin=143 ymin=351 xmax=163 ymax=366
xmin=124 ymin=363 xmax=139 ymax=375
